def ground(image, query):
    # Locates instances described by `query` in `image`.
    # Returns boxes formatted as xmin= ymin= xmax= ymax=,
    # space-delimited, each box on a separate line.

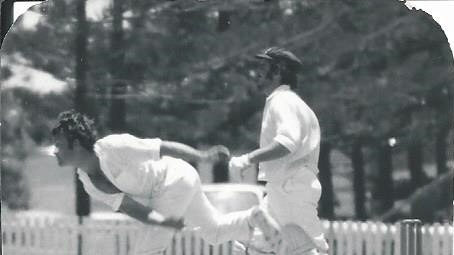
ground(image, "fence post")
xmin=78 ymin=216 xmax=84 ymax=255
xmin=400 ymin=219 xmax=422 ymax=255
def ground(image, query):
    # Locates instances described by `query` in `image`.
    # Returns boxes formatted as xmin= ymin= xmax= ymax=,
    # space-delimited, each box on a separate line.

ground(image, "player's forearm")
xmin=118 ymin=198 xmax=153 ymax=224
xmin=118 ymin=196 xmax=183 ymax=229
xmin=117 ymin=195 xmax=161 ymax=224
xmin=248 ymin=141 xmax=291 ymax=164
xmin=160 ymin=141 xmax=204 ymax=162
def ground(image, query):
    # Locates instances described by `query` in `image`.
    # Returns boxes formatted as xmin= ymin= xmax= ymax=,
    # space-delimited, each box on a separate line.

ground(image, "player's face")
xmin=255 ymin=61 xmax=279 ymax=95
xmin=53 ymin=133 xmax=78 ymax=167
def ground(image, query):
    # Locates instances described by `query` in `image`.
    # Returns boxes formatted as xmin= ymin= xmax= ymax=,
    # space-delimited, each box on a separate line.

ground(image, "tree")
xmin=74 ymin=0 xmax=91 ymax=217
xmin=372 ymin=140 xmax=394 ymax=215
xmin=1 ymin=0 xmax=14 ymax=45
xmin=351 ymin=138 xmax=367 ymax=220
xmin=426 ymin=84 xmax=453 ymax=175
xmin=2 ymin=0 xmax=453 ymax=221
xmin=318 ymin=141 xmax=335 ymax=219
xmin=109 ymin=0 xmax=127 ymax=132
xmin=1 ymin=91 xmax=31 ymax=210
xmin=379 ymin=169 xmax=453 ymax=223
xmin=407 ymin=138 xmax=428 ymax=189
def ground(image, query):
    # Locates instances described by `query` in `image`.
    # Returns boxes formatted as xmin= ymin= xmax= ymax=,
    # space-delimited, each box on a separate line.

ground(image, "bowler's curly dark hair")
xmin=51 ymin=110 xmax=97 ymax=151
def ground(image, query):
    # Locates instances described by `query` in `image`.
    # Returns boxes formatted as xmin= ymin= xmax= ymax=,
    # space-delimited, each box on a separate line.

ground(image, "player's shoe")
xmin=235 ymin=229 xmax=324 ymax=255
xmin=249 ymin=207 xmax=282 ymax=251
xmin=280 ymin=224 xmax=318 ymax=255
xmin=248 ymin=208 xmax=328 ymax=254
xmin=233 ymin=228 xmax=276 ymax=255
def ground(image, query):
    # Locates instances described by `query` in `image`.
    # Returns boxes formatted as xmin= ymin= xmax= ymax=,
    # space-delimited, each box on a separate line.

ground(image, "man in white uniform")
xmin=51 ymin=110 xmax=281 ymax=255
xmin=229 ymin=47 xmax=329 ymax=254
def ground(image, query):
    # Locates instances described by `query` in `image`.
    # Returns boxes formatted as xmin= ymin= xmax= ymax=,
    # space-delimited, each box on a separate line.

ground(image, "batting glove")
xmin=229 ymin=154 xmax=251 ymax=179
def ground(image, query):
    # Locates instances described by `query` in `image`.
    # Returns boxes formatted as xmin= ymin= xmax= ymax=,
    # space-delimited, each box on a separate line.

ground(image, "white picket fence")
xmin=2 ymin=215 xmax=452 ymax=255
xmin=322 ymin=221 xmax=453 ymax=255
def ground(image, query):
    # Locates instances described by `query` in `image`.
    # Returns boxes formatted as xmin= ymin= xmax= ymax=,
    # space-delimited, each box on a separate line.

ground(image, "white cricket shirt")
xmin=77 ymin=134 xmax=185 ymax=210
xmin=258 ymin=85 xmax=321 ymax=181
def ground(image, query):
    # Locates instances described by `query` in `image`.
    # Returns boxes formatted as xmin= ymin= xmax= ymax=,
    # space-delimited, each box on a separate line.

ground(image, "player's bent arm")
xmin=118 ymin=195 xmax=159 ymax=223
xmin=247 ymin=141 xmax=291 ymax=164
xmin=160 ymin=141 xmax=204 ymax=162
xmin=229 ymin=142 xmax=290 ymax=172
xmin=160 ymin=141 xmax=229 ymax=163
xmin=118 ymin=195 xmax=183 ymax=229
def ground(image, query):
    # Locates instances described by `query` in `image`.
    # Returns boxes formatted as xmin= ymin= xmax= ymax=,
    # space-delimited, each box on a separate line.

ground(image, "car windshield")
xmin=204 ymin=190 xmax=261 ymax=214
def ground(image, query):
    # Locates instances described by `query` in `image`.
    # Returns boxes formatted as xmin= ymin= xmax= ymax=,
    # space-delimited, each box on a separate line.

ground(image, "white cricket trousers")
xmin=132 ymin=160 xmax=252 ymax=255
xmin=264 ymin=167 xmax=329 ymax=253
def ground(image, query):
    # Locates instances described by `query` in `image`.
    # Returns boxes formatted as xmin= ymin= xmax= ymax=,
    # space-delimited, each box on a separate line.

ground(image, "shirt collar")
xmin=266 ymin=85 xmax=291 ymax=102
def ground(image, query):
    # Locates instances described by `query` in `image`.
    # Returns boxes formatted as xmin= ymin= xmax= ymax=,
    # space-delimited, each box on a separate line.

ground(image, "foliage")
xmin=1 ymin=0 xmax=453 ymax=220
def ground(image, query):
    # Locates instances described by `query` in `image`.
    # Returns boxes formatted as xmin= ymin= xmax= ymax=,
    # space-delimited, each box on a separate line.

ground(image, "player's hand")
xmin=229 ymin=154 xmax=251 ymax=179
xmin=203 ymin=145 xmax=230 ymax=162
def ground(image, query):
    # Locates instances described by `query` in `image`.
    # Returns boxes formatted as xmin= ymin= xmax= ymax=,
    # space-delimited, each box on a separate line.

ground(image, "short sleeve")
xmin=110 ymin=193 xmax=125 ymax=212
xmin=268 ymin=94 xmax=307 ymax=153
xmin=95 ymin=134 xmax=162 ymax=161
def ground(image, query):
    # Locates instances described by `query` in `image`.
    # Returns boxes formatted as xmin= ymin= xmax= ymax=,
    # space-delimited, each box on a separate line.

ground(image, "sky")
xmin=2 ymin=53 xmax=66 ymax=94
xmin=14 ymin=0 xmax=111 ymax=29
xmin=14 ymin=0 xmax=110 ymax=21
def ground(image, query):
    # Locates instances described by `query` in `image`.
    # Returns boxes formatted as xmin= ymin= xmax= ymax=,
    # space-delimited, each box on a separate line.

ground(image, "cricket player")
xmin=51 ymin=110 xmax=281 ymax=255
xmin=229 ymin=47 xmax=329 ymax=254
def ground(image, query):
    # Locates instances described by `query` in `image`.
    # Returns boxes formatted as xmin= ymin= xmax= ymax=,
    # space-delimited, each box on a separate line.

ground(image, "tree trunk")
xmin=435 ymin=109 xmax=451 ymax=175
xmin=352 ymin=138 xmax=367 ymax=220
xmin=375 ymin=142 xmax=394 ymax=214
xmin=217 ymin=10 xmax=231 ymax=32
xmin=110 ymin=81 xmax=127 ymax=132
xmin=0 ymin=0 xmax=14 ymax=46
xmin=110 ymin=0 xmax=126 ymax=132
xmin=432 ymin=83 xmax=452 ymax=175
xmin=435 ymin=125 xmax=449 ymax=175
xmin=75 ymin=0 xmax=89 ymax=114
xmin=318 ymin=141 xmax=335 ymax=219
xmin=435 ymin=89 xmax=452 ymax=213
xmin=407 ymin=140 xmax=427 ymax=189
xmin=74 ymin=0 xmax=90 ymax=217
